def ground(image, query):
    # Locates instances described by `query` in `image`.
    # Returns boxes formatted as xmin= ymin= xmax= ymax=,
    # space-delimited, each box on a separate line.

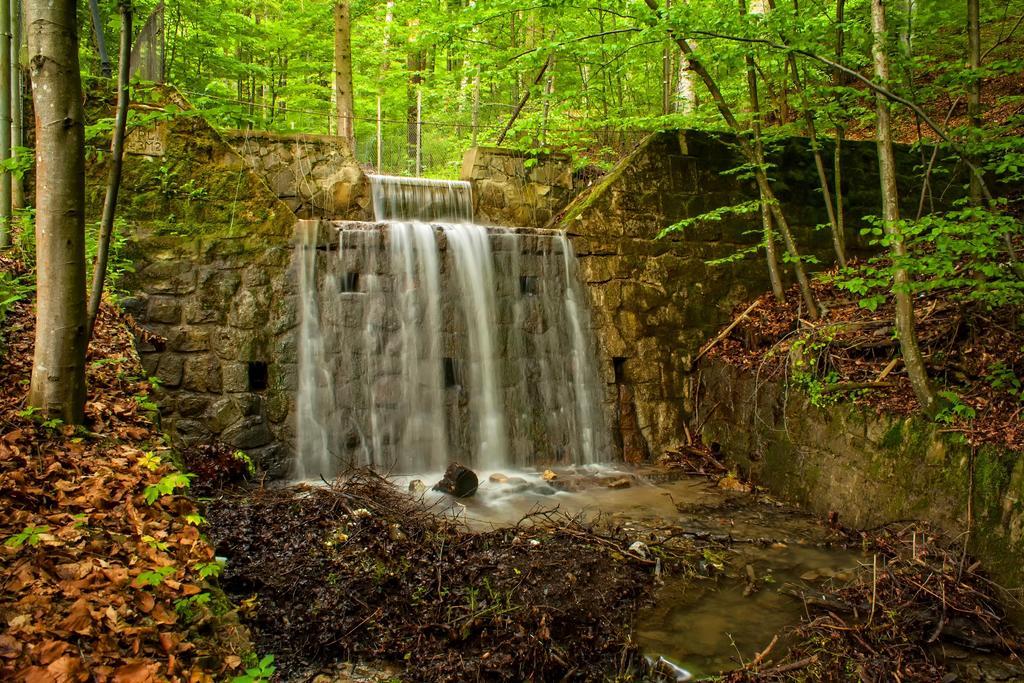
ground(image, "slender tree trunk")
xmin=27 ymin=0 xmax=88 ymax=423
xmin=871 ymin=0 xmax=936 ymax=414
xmin=87 ymin=0 xmax=110 ymax=77
xmin=471 ymin=68 xmax=481 ymax=146
xmin=541 ymin=49 xmax=555 ymax=145
xmin=496 ymin=55 xmax=552 ymax=146
xmin=87 ymin=1 xmax=132 ymax=341
xmin=0 ymin=0 xmax=10 ymax=249
xmin=645 ymin=0 xmax=818 ymax=318
xmin=9 ymin=0 xmax=22 ymax=211
xmin=739 ymin=0 xmax=784 ymax=301
xmin=833 ymin=0 xmax=846 ymax=256
xmin=790 ymin=59 xmax=845 ymax=266
xmin=334 ymin=1 xmax=355 ymax=146
xmin=967 ymin=0 xmax=982 ymax=203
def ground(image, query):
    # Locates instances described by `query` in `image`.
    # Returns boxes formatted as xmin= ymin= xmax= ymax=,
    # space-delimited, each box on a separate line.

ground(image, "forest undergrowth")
xmin=205 ymin=474 xmax=665 ymax=681
xmin=705 ymin=270 xmax=1024 ymax=452
xmin=0 ymin=255 xmax=250 ymax=682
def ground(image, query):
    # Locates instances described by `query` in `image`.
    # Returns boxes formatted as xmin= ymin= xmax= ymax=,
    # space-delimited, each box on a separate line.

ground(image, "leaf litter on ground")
xmin=0 ymin=265 xmax=250 ymax=682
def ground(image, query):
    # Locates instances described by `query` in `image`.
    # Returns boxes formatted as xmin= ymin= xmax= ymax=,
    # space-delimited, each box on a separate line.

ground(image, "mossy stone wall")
xmin=87 ymin=106 xmax=307 ymax=476
xmin=698 ymin=360 xmax=1024 ymax=591
xmin=558 ymin=129 xmax=934 ymax=462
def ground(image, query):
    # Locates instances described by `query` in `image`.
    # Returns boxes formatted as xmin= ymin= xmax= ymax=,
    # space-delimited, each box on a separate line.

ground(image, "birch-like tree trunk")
xmin=645 ymin=0 xmax=818 ymax=318
xmin=334 ymin=1 xmax=355 ymax=146
xmin=26 ymin=0 xmax=88 ymax=423
xmin=739 ymin=0 xmax=784 ymax=301
xmin=871 ymin=0 xmax=936 ymax=413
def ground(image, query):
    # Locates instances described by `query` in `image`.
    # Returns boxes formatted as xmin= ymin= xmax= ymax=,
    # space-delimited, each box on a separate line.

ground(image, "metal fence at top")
xmin=181 ymin=89 xmax=649 ymax=179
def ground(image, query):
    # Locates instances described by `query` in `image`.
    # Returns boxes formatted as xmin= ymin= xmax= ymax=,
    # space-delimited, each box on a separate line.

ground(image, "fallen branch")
xmin=693 ymin=299 xmax=761 ymax=366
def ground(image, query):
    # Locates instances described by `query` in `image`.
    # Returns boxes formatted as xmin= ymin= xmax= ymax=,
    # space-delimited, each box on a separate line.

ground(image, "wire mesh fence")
xmin=181 ymin=89 xmax=650 ymax=179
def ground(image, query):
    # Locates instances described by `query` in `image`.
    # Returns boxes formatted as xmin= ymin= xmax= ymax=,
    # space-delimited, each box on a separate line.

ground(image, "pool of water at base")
xmin=378 ymin=464 xmax=866 ymax=678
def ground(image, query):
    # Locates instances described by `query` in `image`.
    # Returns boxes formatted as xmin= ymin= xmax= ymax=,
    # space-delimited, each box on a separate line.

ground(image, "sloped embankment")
xmin=0 ymin=269 xmax=250 ymax=681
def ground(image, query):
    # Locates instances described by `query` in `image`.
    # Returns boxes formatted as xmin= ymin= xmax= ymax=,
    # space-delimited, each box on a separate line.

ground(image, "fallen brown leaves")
xmin=0 ymin=284 xmax=247 ymax=681
xmin=707 ymin=272 xmax=1024 ymax=452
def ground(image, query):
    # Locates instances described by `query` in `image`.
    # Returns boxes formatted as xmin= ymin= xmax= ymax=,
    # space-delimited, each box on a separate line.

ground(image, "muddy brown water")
xmin=395 ymin=465 xmax=865 ymax=679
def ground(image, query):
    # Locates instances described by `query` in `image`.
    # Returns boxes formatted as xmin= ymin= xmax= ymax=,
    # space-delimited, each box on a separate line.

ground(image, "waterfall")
xmin=294 ymin=175 xmax=610 ymax=479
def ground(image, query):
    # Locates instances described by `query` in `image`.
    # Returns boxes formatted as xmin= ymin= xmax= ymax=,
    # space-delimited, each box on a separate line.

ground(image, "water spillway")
xmin=294 ymin=174 xmax=609 ymax=480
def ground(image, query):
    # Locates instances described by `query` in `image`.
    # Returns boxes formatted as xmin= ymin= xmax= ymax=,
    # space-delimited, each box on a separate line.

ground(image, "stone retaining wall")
xmin=88 ymin=101 xmax=301 ymax=476
xmin=461 ymin=147 xmax=576 ymax=228
xmin=558 ymin=130 xmax=931 ymax=462
xmin=698 ymin=360 xmax=1024 ymax=591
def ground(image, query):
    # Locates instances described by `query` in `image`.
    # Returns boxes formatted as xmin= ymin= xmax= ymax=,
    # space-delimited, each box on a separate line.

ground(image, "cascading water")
xmin=295 ymin=174 xmax=610 ymax=479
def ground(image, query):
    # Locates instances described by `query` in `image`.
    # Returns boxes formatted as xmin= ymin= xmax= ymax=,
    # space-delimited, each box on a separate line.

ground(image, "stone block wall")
xmin=223 ymin=130 xmax=371 ymax=220
xmin=698 ymin=360 xmax=1024 ymax=592
xmin=88 ymin=98 xmax=303 ymax=477
xmin=558 ymin=130 xmax=931 ymax=463
xmin=461 ymin=147 xmax=576 ymax=228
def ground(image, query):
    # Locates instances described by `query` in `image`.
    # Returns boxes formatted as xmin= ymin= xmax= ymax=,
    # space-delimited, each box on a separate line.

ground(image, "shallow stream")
xmin=389 ymin=465 xmax=864 ymax=679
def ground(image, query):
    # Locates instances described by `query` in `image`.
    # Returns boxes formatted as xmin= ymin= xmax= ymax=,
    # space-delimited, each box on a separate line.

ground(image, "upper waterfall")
xmin=369 ymin=174 xmax=474 ymax=223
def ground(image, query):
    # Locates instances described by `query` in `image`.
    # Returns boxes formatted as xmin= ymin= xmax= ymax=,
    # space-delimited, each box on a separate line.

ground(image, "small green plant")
xmin=4 ymin=525 xmax=50 ymax=549
xmin=195 ymin=560 xmax=224 ymax=580
xmin=934 ymin=391 xmax=977 ymax=425
xmin=134 ymin=392 xmax=160 ymax=413
xmin=138 ymin=451 xmax=162 ymax=471
xmin=174 ymin=592 xmax=212 ymax=621
xmin=986 ymin=362 xmax=1024 ymax=402
xmin=232 ymin=655 xmax=276 ymax=683
xmin=233 ymin=450 xmax=256 ymax=476
xmin=134 ymin=565 xmax=176 ymax=588
xmin=143 ymin=472 xmax=194 ymax=505
xmin=142 ymin=535 xmax=171 ymax=552
xmin=185 ymin=512 xmax=206 ymax=526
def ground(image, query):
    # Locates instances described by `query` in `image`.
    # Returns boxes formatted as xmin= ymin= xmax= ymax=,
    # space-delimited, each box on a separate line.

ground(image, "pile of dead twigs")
xmin=206 ymin=471 xmax=669 ymax=681
xmin=723 ymin=522 xmax=1023 ymax=681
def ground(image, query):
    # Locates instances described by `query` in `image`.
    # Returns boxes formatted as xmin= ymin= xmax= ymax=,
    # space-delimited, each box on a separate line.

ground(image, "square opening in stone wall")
xmin=248 ymin=361 xmax=269 ymax=391
xmin=519 ymin=276 xmax=539 ymax=296
xmin=443 ymin=358 xmax=461 ymax=388
xmin=339 ymin=272 xmax=360 ymax=293
xmin=613 ymin=357 xmax=627 ymax=384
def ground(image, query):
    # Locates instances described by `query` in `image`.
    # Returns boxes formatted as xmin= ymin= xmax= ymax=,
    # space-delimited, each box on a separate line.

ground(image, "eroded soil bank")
xmin=204 ymin=464 xmax=1024 ymax=681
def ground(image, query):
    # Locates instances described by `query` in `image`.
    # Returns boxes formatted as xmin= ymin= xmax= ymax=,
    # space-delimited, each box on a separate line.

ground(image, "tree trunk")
xmin=739 ymin=0 xmax=784 ymax=302
xmin=833 ymin=0 xmax=846 ymax=256
xmin=334 ymin=1 xmax=355 ymax=146
xmin=967 ymin=0 xmax=982 ymax=204
xmin=870 ymin=0 xmax=936 ymax=414
xmin=87 ymin=0 xmax=110 ymax=77
xmin=789 ymin=59 xmax=845 ymax=267
xmin=0 ymin=0 xmax=10 ymax=249
xmin=406 ymin=47 xmax=423 ymax=164
xmin=645 ymin=0 xmax=818 ymax=318
xmin=10 ymin=0 xmax=23 ymax=210
xmin=26 ymin=0 xmax=88 ymax=424
xmin=87 ymin=0 xmax=132 ymax=341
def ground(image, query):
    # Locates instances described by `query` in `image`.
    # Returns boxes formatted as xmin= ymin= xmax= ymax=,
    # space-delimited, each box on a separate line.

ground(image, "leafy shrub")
xmin=835 ymin=205 xmax=1023 ymax=311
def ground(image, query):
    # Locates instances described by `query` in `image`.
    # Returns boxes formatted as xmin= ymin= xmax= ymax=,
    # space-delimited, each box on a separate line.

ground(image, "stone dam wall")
xmin=222 ymin=130 xmax=372 ymax=220
xmin=93 ymin=97 xmax=932 ymax=477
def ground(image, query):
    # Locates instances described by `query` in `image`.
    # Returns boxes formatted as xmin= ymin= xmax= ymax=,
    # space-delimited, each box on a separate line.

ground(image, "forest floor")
xmin=702 ymin=271 xmax=1024 ymax=453
xmin=0 ymin=255 xmax=251 ymax=682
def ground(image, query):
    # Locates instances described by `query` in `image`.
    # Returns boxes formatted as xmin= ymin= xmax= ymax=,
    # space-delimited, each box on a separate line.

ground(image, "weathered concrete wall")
xmin=223 ymin=130 xmax=371 ymax=220
xmin=461 ymin=147 xmax=576 ymax=228
xmin=559 ymin=130 xmax=926 ymax=462
xmin=698 ymin=360 xmax=1024 ymax=591
xmin=89 ymin=99 xmax=301 ymax=476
